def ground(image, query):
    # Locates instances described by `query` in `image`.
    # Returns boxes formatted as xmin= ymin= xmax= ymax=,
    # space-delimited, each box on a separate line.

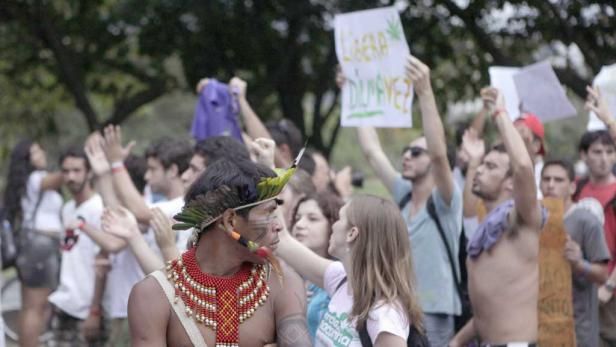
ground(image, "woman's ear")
xmin=346 ymin=226 xmax=359 ymax=243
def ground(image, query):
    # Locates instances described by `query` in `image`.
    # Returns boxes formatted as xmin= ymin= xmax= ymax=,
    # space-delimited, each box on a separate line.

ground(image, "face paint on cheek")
xmin=247 ymin=215 xmax=275 ymax=243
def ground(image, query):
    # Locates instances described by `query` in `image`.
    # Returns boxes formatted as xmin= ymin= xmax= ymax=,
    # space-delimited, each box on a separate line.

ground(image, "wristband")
xmin=89 ymin=307 xmax=102 ymax=317
xmin=111 ymin=161 xmax=125 ymax=173
xmin=76 ymin=216 xmax=86 ymax=230
xmin=606 ymin=280 xmax=616 ymax=292
xmin=578 ymin=259 xmax=591 ymax=278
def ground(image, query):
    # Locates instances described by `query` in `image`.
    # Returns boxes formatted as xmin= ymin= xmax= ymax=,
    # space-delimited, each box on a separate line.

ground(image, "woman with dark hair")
xmin=291 ymin=192 xmax=343 ymax=342
xmin=4 ymin=140 xmax=63 ymax=347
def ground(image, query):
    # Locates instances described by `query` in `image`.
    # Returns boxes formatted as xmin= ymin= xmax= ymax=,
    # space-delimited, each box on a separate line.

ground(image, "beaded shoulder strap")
xmin=150 ymin=270 xmax=209 ymax=347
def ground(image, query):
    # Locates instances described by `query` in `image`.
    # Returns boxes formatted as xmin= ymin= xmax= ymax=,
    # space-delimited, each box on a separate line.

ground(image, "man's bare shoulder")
xmin=129 ymin=274 xmax=171 ymax=322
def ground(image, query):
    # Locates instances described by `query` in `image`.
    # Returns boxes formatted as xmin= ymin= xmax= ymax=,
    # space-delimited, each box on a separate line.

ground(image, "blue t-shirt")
xmin=306 ymin=283 xmax=331 ymax=342
xmin=392 ymin=176 xmax=463 ymax=315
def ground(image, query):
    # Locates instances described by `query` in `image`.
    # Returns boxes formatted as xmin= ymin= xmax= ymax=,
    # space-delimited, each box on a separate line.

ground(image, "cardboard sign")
xmin=588 ymin=64 xmax=616 ymax=130
xmin=489 ymin=66 xmax=521 ymax=120
xmin=489 ymin=61 xmax=576 ymax=122
xmin=514 ymin=61 xmax=577 ymax=122
xmin=335 ymin=6 xmax=413 ymax=128
xmin=537 ymin=198 xmax=576 ymax=347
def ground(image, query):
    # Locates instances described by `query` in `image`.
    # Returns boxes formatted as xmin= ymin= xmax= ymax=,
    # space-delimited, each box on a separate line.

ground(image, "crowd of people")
xmin=1 ymin=54 xmax=615 ymax=347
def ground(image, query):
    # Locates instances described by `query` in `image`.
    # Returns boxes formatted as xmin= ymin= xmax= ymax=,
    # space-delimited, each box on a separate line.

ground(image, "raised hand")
xmin=585 ymin=85 xmax=613 ymax=125
xmin=462 ymin=128 xmax=485 ymax=162
xmin=85 ymin=133 xmax=111 ymax=177
xmin=248 ymin=137 xmax=276 ymax=169
xmin=405 ymin=55 xmax=432 ymax=97
xmin=333 ymin=166 xmax=353 ymax=200
xmin=480 ymin=87 xmax=506 ymax=117
xmin=229 ymin=77 xmax=247 ymax=100
xmin=196 ymin=78 xmax=209 ymax=93
xmin=101 ymin=206 xmax=140 ymax=241
xmin=150 ymin=207 xmax=176 ymax=251
xmin=102 ymin=125 xmax=135 ymax=163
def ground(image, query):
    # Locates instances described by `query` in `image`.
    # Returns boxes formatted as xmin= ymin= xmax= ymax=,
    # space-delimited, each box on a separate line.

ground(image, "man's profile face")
xmin=540 ymin=165 xmax=574 ymax=200
xmin=145 ymin=157 xmax=170 ymax=194
xmin=582 ymin=142 xmax=616 ymax=180
xmin=472 ymin=150 xmax=510 ymax=200
xmin=181 ymin=154 xmax=207 ymax=189
xmin=61 ymin=157 xmax=89 ymax=195
xmin=235 ymin=200 xmax=281 ymax=262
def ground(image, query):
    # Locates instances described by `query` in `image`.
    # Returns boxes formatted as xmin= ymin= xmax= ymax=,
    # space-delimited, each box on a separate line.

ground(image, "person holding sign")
xmin=346 ymin=55 xmax=463 ymax=347
xmin=452 ymin=88 xmax=546 ymax=347
xmin=540 ymin=159 xmax=610 ymax=347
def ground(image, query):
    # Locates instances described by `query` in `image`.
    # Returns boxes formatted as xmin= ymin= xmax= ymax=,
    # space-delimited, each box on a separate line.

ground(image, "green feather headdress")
xmin=172 ymin=147 xmax=305 ymax=232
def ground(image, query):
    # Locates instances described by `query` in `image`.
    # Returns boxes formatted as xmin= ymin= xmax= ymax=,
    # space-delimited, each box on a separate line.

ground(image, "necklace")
xmin=166 ymin=247 xmax=270 ymax=347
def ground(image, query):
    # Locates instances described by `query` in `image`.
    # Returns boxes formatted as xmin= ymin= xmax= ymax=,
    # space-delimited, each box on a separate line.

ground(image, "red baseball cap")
xmin=514 ymin=112 xmax=545 ymax=156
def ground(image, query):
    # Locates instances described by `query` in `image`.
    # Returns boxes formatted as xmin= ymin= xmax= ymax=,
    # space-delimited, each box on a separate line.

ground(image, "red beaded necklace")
xmin=166 ymin=247 xmax=270 ymax=347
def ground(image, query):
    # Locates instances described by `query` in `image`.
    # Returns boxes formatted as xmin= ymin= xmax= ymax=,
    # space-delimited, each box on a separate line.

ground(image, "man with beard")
xmin=350 ymin=56 xmax=463 ymax=346
xmin=452 ymin=87 xmax=545 ymax=346
xmin=104 ymin=158 xmax=310 ymax=347
xmin=48 ymin=146 xmax=107 ymax=346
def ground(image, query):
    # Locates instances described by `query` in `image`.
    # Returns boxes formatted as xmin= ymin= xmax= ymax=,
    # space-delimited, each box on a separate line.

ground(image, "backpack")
xmin=398 ymin=192 xmax=472 ymax=331
xmin=334 ymin=278 xmax=431 ymax=347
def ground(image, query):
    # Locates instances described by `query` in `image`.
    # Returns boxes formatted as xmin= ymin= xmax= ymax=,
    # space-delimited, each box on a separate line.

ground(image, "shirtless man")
xmin=450 ymin=87 xmax=544 ymax=347
xmin=104 ymin=158 xmax=311 ymax=347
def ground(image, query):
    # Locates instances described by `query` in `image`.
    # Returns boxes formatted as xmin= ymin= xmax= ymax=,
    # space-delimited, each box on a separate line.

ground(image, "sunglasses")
xmin=402 ymin=146 xmax=428 ymax=158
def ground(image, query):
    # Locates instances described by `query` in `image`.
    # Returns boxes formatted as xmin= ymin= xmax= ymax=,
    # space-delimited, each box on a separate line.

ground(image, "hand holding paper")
xmin=405 ymin=55 xmax=432 ymax=97
xmin=585 ymin=85 xmax=614 ymax=126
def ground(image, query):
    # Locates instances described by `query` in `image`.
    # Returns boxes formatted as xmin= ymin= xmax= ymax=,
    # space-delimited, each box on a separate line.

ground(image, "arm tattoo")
xmin=276 ymin=313 xmax=311 ymax=347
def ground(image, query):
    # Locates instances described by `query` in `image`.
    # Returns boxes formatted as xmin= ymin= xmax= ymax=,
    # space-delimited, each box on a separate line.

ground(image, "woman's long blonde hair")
xmin=346 ymin=195 xmax=423 ymax=331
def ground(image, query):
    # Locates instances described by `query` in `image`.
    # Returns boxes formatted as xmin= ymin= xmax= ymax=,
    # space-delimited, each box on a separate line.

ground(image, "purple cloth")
xmin=191 ymin=79 xmax=243 ymax=142
xmin=467 ymin=199 xmax=548 ymax=258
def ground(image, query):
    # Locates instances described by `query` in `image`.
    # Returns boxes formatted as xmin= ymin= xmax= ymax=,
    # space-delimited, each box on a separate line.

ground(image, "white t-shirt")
xmin=146 ymin=196 xmax=189 ymax=253
xmin=49 ymin=194 xmax=104 ymax=320
xmin=104 ymin=248 xmax=144 ymax=318
xmin=315 ymin=262 xmax=410 ymax=347
xmin=20 ymin=171 xmax=63 ymax=233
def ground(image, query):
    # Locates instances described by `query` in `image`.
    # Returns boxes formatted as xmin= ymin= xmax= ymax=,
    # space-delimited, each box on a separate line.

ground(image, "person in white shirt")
xmin=3 ymin=140 xmax=63 ymax=347
xmin=277 ymin=195 xmax=425 ymax=347
xmin=47 ymin=146 xmax=107 ymax=346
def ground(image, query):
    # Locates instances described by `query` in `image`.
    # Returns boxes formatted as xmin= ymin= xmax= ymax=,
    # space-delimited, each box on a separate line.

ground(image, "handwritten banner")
xmin=335 ymin=7 xmax=413 ymax=128
xmin=538 ymin=198 xmax=576 ymax=347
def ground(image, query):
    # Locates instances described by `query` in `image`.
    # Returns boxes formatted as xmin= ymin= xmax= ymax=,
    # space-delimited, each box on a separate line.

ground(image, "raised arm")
xmin=68 ymin=216 xmax=126 ymax=253
xmin=229 ymin=77 xmax=272 ymax=140
xmin=150 ymin=207 xmax=179 ymax=262
xmin=482 ymin=87 xmax=541 ymax=228
xmin=356 ymin=127 xmax=399 ymax=193
xmin=102 ymin=125 xmax=153 ymax=224
xmin=461 ymin=129 xmax=485 ymax=217
xmin=585 ymin=85 xmax=616 ymax=141
xmin=275 ymin=211 xmax=332 ymax=288
xmin=406 ymin=55 xmax=454 ymax=204
xmin=40 ymin=171 xmax=63 ymax=191
xmin=85 ymin=133 xmax=121 ymax=208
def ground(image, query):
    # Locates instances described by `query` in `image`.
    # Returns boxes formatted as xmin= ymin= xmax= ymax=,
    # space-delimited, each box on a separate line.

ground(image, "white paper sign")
xmin=489 ymin=66 xmax=521 ymax=120
xmin=513 ymin=61 xmax=577 ymax=122
xmin=588 ymin=64 xmax=616 ymax=130
xmin=335 ymin=7 xmax=412 ymax=128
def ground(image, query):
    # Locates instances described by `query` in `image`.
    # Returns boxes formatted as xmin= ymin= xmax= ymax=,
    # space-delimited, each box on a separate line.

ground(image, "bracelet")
xmin=89 ymin=307 xmax=102 ymax=317
xmin=606 ymin=280 xmax=616 ymax=292
xmin=111 ymin=161 xmax=125 ymax=173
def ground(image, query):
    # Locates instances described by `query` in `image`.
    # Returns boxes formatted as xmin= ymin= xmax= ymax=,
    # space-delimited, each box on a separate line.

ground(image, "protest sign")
xmin=588 ymin=64 xmax=616 ymax=130
xmin=335 ymin=6 xmax=412 ymax=127
xmin=514 ymin=61 xmax=577 ymax=122
xmin=489 ymin=66 xmax=521 ymax=120
xmin=537 ymin=198 xmax=576 ymax=347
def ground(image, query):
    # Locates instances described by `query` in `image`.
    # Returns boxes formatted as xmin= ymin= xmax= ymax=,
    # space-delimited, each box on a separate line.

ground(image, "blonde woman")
xmin=277 ymin=194 xmax=424 ymax=347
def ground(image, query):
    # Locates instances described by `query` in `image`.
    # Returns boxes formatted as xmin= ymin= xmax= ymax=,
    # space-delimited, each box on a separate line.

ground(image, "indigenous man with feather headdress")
xmin=123 ymin=157 xmax=311 ymax=347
